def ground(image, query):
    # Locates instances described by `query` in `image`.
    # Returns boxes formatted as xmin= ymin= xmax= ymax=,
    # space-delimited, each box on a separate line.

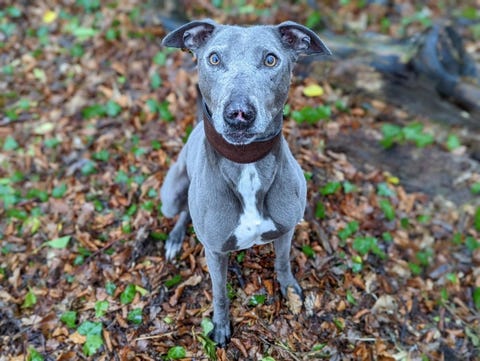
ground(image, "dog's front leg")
xmin=204 ymin=248 xmax=231 ymax=347
xmin=274 ymin=230 xmax=303 ymax=298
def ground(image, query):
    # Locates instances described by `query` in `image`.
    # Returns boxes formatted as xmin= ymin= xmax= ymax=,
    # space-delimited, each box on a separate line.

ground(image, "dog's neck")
xmin=202 ymin=102 xmax=282 ymax=164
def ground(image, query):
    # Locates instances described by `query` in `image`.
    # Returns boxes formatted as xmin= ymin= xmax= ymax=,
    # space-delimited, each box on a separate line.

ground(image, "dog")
xmin=160 ymin=19 xmax=331 ymax=347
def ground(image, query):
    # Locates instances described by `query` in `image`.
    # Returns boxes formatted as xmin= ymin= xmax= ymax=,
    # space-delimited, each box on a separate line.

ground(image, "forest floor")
xmin=1 ymin=1 xmax=480 ymax=360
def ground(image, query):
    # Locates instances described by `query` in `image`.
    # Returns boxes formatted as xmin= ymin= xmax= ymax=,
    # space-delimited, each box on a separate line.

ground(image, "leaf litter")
xmin=0 ymin=1 xmax=480 ymax=361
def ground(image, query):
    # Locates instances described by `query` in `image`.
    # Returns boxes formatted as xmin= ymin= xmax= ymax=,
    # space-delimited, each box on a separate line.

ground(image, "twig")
xmin=134 ymin=332 xmax=174 ymax=341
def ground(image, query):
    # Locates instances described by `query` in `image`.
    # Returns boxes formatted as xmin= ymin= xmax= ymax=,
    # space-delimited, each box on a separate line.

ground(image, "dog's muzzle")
xmin=202 ymin=101 xmax=282 ymax=164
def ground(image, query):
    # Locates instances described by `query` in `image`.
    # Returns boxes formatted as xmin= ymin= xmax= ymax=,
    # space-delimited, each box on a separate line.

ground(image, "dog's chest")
xmin=233 ymin=164 xmax=276 ymax=250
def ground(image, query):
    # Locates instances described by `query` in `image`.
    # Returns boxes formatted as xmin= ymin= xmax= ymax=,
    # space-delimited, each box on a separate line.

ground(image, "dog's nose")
xmin=223 ymin=100 xmax=256 ymax=129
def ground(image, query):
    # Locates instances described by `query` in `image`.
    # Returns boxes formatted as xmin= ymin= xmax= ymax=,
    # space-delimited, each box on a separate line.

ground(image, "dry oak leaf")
xmin=286 ymin=286 xmax=303 ymax=315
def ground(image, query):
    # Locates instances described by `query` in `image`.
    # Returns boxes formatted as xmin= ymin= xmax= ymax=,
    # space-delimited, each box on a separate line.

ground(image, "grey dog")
xmin=160 ymin=19 xmax=330 ymax=347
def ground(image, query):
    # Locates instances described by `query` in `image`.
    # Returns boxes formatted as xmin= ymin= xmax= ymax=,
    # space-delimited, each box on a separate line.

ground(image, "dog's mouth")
xmin=222 ymin=130 xmax=256 ymax=145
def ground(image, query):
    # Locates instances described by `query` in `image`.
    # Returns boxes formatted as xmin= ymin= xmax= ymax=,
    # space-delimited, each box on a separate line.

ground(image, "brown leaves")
xmin=1 ymin=1 xmax=479 ymax=360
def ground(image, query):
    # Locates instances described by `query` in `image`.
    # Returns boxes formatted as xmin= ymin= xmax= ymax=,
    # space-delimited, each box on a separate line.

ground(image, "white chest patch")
xmin=234 ymin=164 xmax=276 ymax=250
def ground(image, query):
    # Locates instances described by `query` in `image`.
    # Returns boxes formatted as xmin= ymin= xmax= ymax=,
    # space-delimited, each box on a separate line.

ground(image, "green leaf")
xmin=475 ymin=206 xmax=480 ymax=231
xmin=93 ymin=149 xmax=110 ymax=162
xmin=302 ymin=244 xmax=315 ymax=258
xmin=150 ymin=73 xmax=162 ymax=89
xmin=146 ymin=98 xmax=159 ymax=113
xmin=261 ymin=357 xmax=276 ymax=361
xmin=82 ymin=104 xmax=106 ymax=119
xmin=338 ymin=221 xmax=359 ymax=241
xmin=353 ymin=236 xmax=374 ymax=256
xmin=315 ymin=201 xmax=326 ymax=219
xmin=105 ymin=281 xmax=117 ymax=296
xmin=2 ymin=64 xmax=14 ymax=75
xmin=105 ymin=100 xmax=121 ymax=117
xmin=380 ymin=123 xmax=402 ymax=148
xmin=71 ymin=26 xmax=98 ymax=40
xmin=306 ymin=11 xmax=322 ymax=28
xmin=352 ymin=236 xmax=385 ymax=259
xmin=382 ymin=232 xmax=393 ymax=242
xmin=164 ymin=274 xmax=182 ymax=288
xmin=312 ymin=343 xmax=327 ymax=352
xmin=7 ymin=6 xmax=22 ymax=18
xmin=473 ymin=287 xmax=480 ymax=310
xmin=377 ymin=182 xmax=395 ymax=197
xmin=151 ymin=140 xmax=162 ymax=150
xmin=135 ymin=285 xmax=148 ymax=296
xmin=167 ymin=346 xmax=186 ymax=359
xmin=249 ymin=294 xmax=266 ymax=306
xmin=158 ymin=101 xmax=174 ymax=122
xmin=236 ymin=251 xmax=246 ymax=263
xmin=292 ymin=105 xmax=331 ymax=124
xmin=342 ymin=181 xmax=357 ymax=193
xmin=333 ymin=318 xmax=344 ymax=330
xmin=466 ymin=236 xmax=480 ymax=252
xmin=27 ymin=347 xmax=44 ymax=361
xmin=446 ymin=134 xmax=461 ymax=151
xmin=52 ymin=183 xmax=68 ymax=198
xmin=127 ymin=308 xmax=143 ymax=325
xmin=60 ymin=310 xmax=77 ymax=328
xmin=78 ymin=320 xmax=103 ymax=336
xmin=346 ymin=289 xmax=357 ymax=305
xmin=81 ymin=160 xmax=97 ymax=176
xmin=95 ymin=300 xmax=109 ymax=318
xmin=76 ymin=0 xmax=101 ymax=11
xmin=416 ymin=249 xmax=433 ymax=266
xmin=452 ymin=232 xmax=463 ymax=245
xmin=471 ymin=182 xmax=480 ymax=195
xmin=70 ymin=43 xmax=85 ymax=57
xmin=23 ymin=288 xmax=37 ymax=308
xmin=83 ymin=334 xmax=103 ymax=356
xmin=201 ymin=318 xmax=214 ymax=336
xmin=105 ymin=28 xmax=118 ymax=41
xmin=402 ymin=122 xmax=434 ymax=147
xmin=408 ymin=262 xmax=422 ymax=276
xmin=3 ymin=135 xmax=19 ymax=151
xmin=379 ymin=199 xmax=395 ymax=221
xmin=115 ymin=170 xmax=130 ymax=184
xmin=33 ymin=68 xmax=47 ymax=82
xmin=44 ymin=137 xmax=61 ymax=148
xmin=320 ymin=181 xmax=341 ymax=195
xmin=153 ymin=51 xmax=167 ymax=65
xmin=120 ymin=284 xmax=137 ymax=304
xmin=26 ymin=188 xmax=49 ymax=202
xmin=45 ymin=235 xmax=70 ymax=249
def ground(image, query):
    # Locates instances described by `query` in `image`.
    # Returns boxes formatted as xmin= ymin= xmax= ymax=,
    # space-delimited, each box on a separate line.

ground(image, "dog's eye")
xmin=209 ymin=53 xmax=220 ymax=65
xmin=264 ymin=54 xmax=277 ymax=67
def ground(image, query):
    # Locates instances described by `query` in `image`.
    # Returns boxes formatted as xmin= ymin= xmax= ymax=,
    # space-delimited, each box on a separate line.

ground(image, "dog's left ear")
xmin=277 ymin=21 xmax=332 ymax=56
xmin=162 ymin=19 xmax=217 ymax=51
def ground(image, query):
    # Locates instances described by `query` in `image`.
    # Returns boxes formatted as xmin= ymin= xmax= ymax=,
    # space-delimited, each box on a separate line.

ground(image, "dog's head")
xmin=163 ymin=19 xmax=331 ymax=145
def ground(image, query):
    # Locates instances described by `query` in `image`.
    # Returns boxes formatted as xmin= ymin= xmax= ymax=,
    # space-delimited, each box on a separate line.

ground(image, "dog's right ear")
xmin=162 ymin=19 xmax=217 ymax=51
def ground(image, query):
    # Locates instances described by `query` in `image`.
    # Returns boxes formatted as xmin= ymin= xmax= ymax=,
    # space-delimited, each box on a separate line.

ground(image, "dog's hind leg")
xmin=161 ymin=148 xmax=191 ymax=260
xmin=165 ymin=210 xmax=191 ymax=260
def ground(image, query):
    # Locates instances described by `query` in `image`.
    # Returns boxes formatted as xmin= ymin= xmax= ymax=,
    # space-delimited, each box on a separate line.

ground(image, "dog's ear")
xmin=277 ymin=21 xmax=331 ymax=56
xmin=162 ymin=19 xmax=217 ymax=51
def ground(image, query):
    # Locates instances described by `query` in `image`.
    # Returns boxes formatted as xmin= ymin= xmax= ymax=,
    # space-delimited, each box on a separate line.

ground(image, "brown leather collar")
xmin=202 ymin=102 xmax=282 ymax=164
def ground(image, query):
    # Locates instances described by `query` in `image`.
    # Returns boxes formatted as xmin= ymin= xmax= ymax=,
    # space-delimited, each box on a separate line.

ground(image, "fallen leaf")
xmin=303 ymin=84 xmax=324 ymax=97
xmin=43 ymin=10 xmax=57 ymax=24
xmin=286 ymin=286 xmax=303 ymax=315
xmin=69 ymin=331 xmax=86 ymax=344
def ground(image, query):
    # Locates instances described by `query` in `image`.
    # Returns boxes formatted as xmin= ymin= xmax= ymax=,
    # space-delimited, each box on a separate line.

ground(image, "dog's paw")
xmin=278 ymin=277 xmax=303 ymax=300
xmin=285 ymin=285 xmax=303 ymax=315
xmin=209 ymin=321 xmax=232 ymax=348
xmin=164 ymin=232 xmax=184 ymax=261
